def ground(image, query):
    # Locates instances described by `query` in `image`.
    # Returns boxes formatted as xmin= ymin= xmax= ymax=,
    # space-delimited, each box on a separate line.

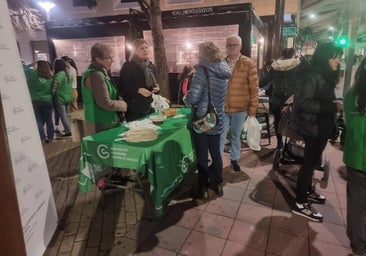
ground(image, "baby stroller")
xmin=272 ymin=104 xmax=330 ymax=182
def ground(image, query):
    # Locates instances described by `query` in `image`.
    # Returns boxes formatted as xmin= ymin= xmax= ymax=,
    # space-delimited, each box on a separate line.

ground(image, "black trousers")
xmin=272 ymin=107 xmax=283 ymax=147
xmin=295 ymin=136 xmax=328 ymax=203
xmin=347 ymin=167 xmax=366 ymax=255
xmin=192 ymin=132 xmax=223 ymax=188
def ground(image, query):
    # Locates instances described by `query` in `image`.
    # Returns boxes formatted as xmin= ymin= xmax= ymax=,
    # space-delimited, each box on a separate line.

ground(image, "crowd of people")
xmin=25 ymin=36 xmax=366 ymax=255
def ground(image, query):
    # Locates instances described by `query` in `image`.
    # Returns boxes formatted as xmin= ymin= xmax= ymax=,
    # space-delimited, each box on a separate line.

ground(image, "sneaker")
xmin=62 ymin=132 xmax=72 ymax=137
xmin=231 ymin=160 xmax=241 ymax=172
xmin=213 ymin=184 xmax=224 ymax=197
xmin=307 ymin=191 xmax=326 ymax=204
xmin=195 ymin=186 xmax=209 ymax=200
xmin=292 ymin=202 xmax=323 ymax=222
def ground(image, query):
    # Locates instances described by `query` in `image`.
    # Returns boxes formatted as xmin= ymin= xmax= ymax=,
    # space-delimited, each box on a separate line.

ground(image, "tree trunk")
xmin=149 ymin=2 xmax=170 ymax=100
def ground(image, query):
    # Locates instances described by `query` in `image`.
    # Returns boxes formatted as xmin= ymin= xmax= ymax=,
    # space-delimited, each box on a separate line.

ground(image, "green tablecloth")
xmin=78 ymin=108 xmax=195 ymax=216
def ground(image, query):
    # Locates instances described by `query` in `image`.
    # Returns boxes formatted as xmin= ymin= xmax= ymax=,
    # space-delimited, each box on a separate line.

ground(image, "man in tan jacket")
xmin=220 ymin=35 xmax=259 ymax=172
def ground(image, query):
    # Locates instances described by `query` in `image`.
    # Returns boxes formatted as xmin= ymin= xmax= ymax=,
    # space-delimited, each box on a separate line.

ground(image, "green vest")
xmin=82 ymin=65 xmax=118 ymax=125
xmin=26 ymin=69 xmax=53 ymax=103
xmin=54 ymin=71 xmax=73 ymax=103
xmin=343 ymin=87 xmax=366 ymax=171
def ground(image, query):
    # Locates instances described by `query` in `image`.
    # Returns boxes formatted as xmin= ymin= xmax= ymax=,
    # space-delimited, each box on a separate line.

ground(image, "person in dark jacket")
xmin=344 ymin=57 xmax=366 ymax=256
xmin=177 ymin=65 xmax=194 ymax=104
xmin=270 ymin=48 xmax=300 ymax=149
xmin=184 ymin=41 xmax=231 ymax=199
xmin=117 ymin=38 xmax=160 ymax=122
xmin=292 ymin=42 xmax=343 ymax=222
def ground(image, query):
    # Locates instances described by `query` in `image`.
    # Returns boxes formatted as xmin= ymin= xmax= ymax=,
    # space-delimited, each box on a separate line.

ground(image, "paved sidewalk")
xmin=43 ymin=135 xmax=351 ymax=256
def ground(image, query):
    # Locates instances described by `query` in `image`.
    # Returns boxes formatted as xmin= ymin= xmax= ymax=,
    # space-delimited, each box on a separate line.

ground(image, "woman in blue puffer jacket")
xmin=184 ymin=41 xmax=231 ymax=199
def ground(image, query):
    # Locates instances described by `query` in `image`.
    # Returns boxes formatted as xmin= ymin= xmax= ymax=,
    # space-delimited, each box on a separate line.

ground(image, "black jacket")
xmin=269 ymin=58 xmax=300 ymax=110
xmin=294 ymin=69 xmax=337 ymax=138
xmin=117 ymin=60 xmax=155 ymax=122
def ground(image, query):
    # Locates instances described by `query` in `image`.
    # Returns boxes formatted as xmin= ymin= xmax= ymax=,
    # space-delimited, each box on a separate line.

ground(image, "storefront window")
xmin=250 ymin=25 xmax=264 ymax=70
xmin=53 ymin=36 xmax=126 ymax=75
xmin=143 ymin=25 xmax=239 ymax=72
xmin=31 ymin=41 xmax=49 ymax=62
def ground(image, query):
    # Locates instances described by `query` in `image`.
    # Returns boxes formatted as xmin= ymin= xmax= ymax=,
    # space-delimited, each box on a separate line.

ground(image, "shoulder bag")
xmin=192 ymin=67 xmax=218 ymax=134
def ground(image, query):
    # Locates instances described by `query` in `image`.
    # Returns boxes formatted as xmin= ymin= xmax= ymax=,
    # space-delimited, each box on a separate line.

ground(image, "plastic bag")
xmin=243 ymin=116 xmax=262 ymax=151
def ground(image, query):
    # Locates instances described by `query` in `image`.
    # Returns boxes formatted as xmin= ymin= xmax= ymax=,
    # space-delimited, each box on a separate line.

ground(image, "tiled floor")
xmin=43 ymin=135 xmax=352 ymax=256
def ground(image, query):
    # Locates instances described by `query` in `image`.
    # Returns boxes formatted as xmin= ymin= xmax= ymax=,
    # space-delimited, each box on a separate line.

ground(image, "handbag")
xmin=278 ymin=104 xmax=303 ymax=141
xmin=192 ymin=67 xmax=218 ymax=134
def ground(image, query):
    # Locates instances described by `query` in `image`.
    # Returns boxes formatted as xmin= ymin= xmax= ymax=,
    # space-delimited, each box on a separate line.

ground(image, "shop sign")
xmin=282 ymin=26 xmax=296 ymax=37
xmin=170 ymin=7 xmax=214 ymax=17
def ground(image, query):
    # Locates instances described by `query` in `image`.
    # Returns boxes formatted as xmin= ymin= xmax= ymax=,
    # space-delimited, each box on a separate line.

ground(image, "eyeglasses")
xmin=226 ymin=44 xmax=240 ymax=48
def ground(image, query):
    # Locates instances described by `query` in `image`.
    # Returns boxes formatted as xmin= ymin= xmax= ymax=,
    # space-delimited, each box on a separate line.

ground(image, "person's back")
xmin=177 ymin=65 xmax=194 ymax=104
xmin=52 ymin=58 xmax=73 ymax=137
xmin=26 ymin=68 xmax=53 ymax=103
xmin=343 ymin=57 xmax=366 ymax=171
xmin=270 ymin=48 xmax=300 ymax=149
xmin=184 ymin=41 xmax=231 ymax=198
xmin=54 ymin=70 xmax=73 ymax=104
xmin=270 ymin=58 xmax=300 ymax=108
xmin=187 ymin=61 xmax=230 ymax=135
xmin=27 ymin=61 xmax=54 ymax=143
xmin=61 ymin=56 xmax=79 ymax=112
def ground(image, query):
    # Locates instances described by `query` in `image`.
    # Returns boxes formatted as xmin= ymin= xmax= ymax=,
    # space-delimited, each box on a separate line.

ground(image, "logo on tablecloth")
xmin=97 ymin=144 xmax=110 ymax=159
xmin=181 ymin=151 xmax=195 ymax=173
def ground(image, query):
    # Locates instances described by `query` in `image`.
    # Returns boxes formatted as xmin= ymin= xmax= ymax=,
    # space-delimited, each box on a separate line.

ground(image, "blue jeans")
xmin=192 ymin=132 xmax=223 ymax=187
xmin=220 ymin=111 xmax=248 ymax=161
xmin=32 ymin=101 xmax=54 ymax=141
xmin=53 ymin=96 xmax=60 ymax=126
xmin=55 ymin=101 xmax=71 ymax=134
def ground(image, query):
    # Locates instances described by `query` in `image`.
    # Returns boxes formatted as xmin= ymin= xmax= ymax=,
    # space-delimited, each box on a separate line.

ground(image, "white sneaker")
xmin=292 ymin=202 xmax=323 ymax=222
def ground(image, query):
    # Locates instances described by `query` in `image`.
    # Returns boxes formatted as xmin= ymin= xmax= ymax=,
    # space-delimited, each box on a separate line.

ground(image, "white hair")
xmin=226 ymin=34 xmax=242 ymax=45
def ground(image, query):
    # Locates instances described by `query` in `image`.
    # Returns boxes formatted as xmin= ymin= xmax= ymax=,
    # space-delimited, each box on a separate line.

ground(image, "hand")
xmin=281 ymin=105 xmax=290 ymax=113
xmin=119 ymin=100 xmax=127 ymax=112
xmin=152 ymin=84 xmax=160 ymax=93
xmin=335 ymin=100 xmax=343 ymax=111
xmin=285 ymin=95 xmax=294 ymax=105
xmin=138 ymin=88 xmax=153 ymax=97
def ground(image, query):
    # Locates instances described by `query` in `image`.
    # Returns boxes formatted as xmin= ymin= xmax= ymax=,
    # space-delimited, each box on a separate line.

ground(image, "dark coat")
xmin=269 ymin=58 xmax=300 ymax=111
xmin=294 ymin=69 xmax=337 ymax=138
xmin=117 ymin=60 xmax=155 ymax=121
xmin=185 ymin=60 xmax=231 ymax=135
